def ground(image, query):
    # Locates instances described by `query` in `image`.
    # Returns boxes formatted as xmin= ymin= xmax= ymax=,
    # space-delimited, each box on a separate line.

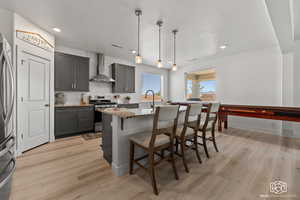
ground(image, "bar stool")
xmin=128 ymin=105 xmax=180 ymax=195
xmin=175 ymin=103 xmax=203 ymax=173
xmin=195 ymin=103 xmax=220 ymax=158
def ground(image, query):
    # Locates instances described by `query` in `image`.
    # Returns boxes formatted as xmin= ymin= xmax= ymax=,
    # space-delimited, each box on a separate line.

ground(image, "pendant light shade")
xmin=172 ymin=29 xmax=178 ymax=71
xmin=156 ymin=20 xmax=163 ymax=68
xmin=135 ymin=55 xmax=142 ymax=64
xmin=135 ymin=9 xmax=142 ymax=64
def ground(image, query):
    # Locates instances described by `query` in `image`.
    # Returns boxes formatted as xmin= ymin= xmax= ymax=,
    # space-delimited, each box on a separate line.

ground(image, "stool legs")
xmin=170 ymin=145 xmax=179 ymax=180
xmin=202 ymin=131 xmax=210 ymax=158
xmin=180 ymin=139 xmax=189 ymax=173
xmin=129 ymin=141 xmax=134 ymax=175
xmin=193 ymin=133 xmax=202 ymax=164
xmin=148 ymin=152 xmax=158 ymax=195
xmin=212 ymin=128 xmax=219 ymax=152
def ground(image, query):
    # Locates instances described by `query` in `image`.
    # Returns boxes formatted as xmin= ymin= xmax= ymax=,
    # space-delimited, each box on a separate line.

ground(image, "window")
xmin=186 ymin=69 xmax=216 ymax=101
xmin=186 ymin=79 xmax=193 ymax=98
xmin=199 ymin=80 xmax=216 ymax=101
xmin=141 ymin=73 xmax=162 ymax=101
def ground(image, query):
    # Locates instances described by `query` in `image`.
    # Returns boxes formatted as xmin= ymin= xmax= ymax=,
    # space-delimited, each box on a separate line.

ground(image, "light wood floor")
xmin=10 ymin=128 xmax=300 ymax=200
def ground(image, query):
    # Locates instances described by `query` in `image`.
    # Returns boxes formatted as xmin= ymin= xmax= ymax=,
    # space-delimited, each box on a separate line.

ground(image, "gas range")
xmin=89 ymin=96 xmax=117 ymax=108
xmin=92 ymin=101 xmax=117 ymax=109
xmin=89 ymin=96 xmax=117 ymax=132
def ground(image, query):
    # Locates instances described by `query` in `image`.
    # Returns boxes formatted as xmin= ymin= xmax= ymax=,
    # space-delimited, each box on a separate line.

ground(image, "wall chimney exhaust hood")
xmin=90 ymin=53 xmax=115 ymax=83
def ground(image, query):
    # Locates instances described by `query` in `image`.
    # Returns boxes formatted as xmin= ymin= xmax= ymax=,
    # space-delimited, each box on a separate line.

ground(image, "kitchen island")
xmin=97 ymin=107 xmax=186 ymax=176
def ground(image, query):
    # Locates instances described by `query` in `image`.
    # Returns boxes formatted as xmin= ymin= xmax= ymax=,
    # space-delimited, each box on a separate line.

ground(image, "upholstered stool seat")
xmin=129 ymin=132 xmax=170 ymax=148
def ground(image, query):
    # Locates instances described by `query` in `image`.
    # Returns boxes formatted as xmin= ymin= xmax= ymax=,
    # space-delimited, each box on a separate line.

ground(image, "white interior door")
xmin=17 ymin=49 xmax=50 ymax=152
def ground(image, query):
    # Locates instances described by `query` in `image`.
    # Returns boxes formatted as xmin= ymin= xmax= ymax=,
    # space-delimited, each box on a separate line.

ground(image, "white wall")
xmin=13 ymin=13 xmax=56 ymax=153
xmin=170 ymin=47 xmax=284 ymax=134
xmin=0 ymin=8 xmax=14 ymax=45
xmin=292 ymin=42 xmax=300 ymax=137
xmin=55 ymin=45 xmax=169 ymax=104
xmin=281 ymin=52 xmax=295 ymax=137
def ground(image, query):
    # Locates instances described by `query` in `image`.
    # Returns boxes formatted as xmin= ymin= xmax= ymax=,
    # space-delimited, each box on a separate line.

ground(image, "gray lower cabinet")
xmin=55 ymin=106 xmax=94 ymax=137
xmin=55 ymin=52 xmax=90 ymax=92
xmin=112 ymin=63 xmax=135 ymax=93
xmin=102 ymin=113 xmax=112 ymax=164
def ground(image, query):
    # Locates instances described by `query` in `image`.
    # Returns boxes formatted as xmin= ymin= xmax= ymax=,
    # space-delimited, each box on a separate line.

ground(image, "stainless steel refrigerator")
xmin=0 ymin=34 xmax=16 ymax=200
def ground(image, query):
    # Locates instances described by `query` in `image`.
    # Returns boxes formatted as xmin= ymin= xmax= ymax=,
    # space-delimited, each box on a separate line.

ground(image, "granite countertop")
xmin=55 ymin=104 xmax=94 ymax=108
xmin=96 ymin=106 xmax=187 ymax=119
xmin=96 ymin=108 xmax=154 ymax=118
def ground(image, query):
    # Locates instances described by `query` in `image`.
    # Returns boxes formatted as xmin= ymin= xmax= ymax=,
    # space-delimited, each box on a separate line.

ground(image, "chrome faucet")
xmin=145 ymin=90 xmax=155 ymax=111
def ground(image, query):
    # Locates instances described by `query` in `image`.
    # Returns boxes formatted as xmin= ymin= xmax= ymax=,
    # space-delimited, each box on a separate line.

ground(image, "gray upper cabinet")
xmin=112 ymin=63 xmax=135 ymax=93
xmin=76 ymin=56 xmax=90 ymax=91
xmin=55 ymin=52 xmax=90 ymax=92
xmin=55 ymin=52 xmax=74 ymax=91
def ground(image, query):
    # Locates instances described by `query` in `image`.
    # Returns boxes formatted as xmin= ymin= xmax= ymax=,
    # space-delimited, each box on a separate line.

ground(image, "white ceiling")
xmin=293 ymin=0 xmax=300 ymax=40
xmin=265 ymin=0 xmax=294 ymax=53
xmin=264 ymin=0 xmax=300 ymax=53
xmin=0 ymin=0 xmax=278 ymax=68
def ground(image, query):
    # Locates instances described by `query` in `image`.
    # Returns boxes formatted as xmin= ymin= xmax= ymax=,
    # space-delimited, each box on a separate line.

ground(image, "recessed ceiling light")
xmin=219 ymin=45 xmax=227 ymax=49
xmin=188 ymin=58 xmax=199 ymax=62
xmin=53 ymin=27 xmax=61 ymax=32
xmin=131 ymin=50 xmax=136 ymax=54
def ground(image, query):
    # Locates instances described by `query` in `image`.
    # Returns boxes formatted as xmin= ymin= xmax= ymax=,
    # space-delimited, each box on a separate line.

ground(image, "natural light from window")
xmin=141 ymin=73 xmax=162 ymax=101
xmin=186 ymin=69 xmax=216 ymax=101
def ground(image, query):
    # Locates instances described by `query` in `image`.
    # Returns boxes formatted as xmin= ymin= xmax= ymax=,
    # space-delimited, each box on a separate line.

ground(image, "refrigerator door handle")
xmin=0 ymin=158 xmax=16 ymax=189
xmin=3 ymin=49 xmax=14 ymax=126
xmin=0 ymin=136 xmax=15 ymax=157
xmin=0 ymin=51 xmax=4 ymax=119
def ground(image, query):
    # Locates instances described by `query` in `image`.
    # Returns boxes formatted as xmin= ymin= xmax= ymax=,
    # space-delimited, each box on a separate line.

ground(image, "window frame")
xmin=184 ymin=68 xmax=217 ymax=101
xmin=140 ymin=72 xmax=164 ymax=102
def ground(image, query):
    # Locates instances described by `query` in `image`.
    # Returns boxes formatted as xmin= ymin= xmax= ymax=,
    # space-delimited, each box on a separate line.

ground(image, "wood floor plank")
xmin=10 ymin=128 xmax=300 ymax=200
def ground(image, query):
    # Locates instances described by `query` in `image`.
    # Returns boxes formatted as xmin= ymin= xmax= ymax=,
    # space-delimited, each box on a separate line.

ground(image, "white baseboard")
xmin=228 ymin=123 xmax=281 ymax=136
xmin=112 ymin=162 xmax=129 ymax=177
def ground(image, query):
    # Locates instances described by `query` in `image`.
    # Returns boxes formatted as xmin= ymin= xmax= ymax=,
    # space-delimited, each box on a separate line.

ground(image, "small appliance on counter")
xmin=55 ymin=92 xmax=65 ymax=105
xmin=89 ymin=96 xmax=117 ymax=132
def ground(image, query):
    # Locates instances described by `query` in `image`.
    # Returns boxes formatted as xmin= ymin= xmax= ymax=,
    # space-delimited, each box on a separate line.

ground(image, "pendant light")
xmin=135 ymin=9 xmax=142 ymax=64
xmin=172 ymin=29 xmax=178 ymax=71
xmin=156 ymin=20 xmax=163 ymax=68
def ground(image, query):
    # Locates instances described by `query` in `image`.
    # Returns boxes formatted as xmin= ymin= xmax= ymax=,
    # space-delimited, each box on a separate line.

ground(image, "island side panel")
xmin=111 ymin=115 xmax=154 ymax=176
xmin=102 ymin=113 xmax=113 ymax=164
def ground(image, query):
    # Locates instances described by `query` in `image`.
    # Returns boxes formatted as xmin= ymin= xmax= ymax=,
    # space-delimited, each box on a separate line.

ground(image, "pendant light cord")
xmin=159 ymin=25 xmax=161 ymax=61
xmin=138 ymin=14 xmax=140 ymax=56
xmin=174 ymin=33 xmax=176 ymax=64
xmin=173 ymin=30 xmax=177 ymax=65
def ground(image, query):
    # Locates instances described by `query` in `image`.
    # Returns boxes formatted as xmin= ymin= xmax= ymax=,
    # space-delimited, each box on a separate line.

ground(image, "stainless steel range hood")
xmin=90 ymin=53 xmax=115 ymax=83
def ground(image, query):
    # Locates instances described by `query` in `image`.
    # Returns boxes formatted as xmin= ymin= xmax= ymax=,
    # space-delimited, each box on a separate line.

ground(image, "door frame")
xmin=15 ymin=42 xmax=55 ymax=156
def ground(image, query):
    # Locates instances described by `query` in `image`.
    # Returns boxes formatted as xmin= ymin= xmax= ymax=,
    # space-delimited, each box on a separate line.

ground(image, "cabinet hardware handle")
xmin=45 ymin=104 xmax=50 ymax=107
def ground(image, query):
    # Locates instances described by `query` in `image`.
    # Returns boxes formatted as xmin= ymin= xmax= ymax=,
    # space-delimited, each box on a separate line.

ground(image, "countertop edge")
xmin=55 ymin=104 xmax=94 ymax=108
xmin=96 ymin=108 xmax=154 ymax=119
